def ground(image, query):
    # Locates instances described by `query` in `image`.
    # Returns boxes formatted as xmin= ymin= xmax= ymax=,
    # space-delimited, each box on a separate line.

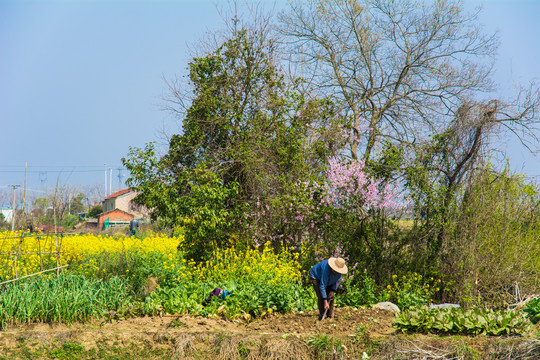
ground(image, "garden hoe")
xmin=321 ymin=309 xmax=328 ymax=320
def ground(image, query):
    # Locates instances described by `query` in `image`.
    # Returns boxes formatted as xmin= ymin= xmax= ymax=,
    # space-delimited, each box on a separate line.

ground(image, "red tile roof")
xmin=104 ymin=188 xmax=132 ymax=200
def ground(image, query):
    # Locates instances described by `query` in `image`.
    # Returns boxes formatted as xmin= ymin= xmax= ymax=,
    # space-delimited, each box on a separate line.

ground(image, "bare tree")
xmin=279 ymin=0 xmax=501 ymax=162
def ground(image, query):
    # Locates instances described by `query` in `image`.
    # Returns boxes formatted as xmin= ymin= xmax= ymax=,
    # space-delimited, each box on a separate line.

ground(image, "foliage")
xmin=87 ymin=205 xmax=102 ymax=218
xmin=68 ymin=193 xmax=87 ymax=215
xmin=394 ymin=306 xmax=530 ymax=336
xmin=336 ymin=274 xmax=387 ymax=308
xmin=145 ymin=279 xmax=315 ymax=320
xmin=385 ymin=273 xmax=441 ymax=310
xmin=443 ymin=166 xmax=540 ymax=307
xmin=189 ymin=242 xmax=301 ymax=286
xmin=0 ymin=274 xmax=133 ymax=329
xmin=523 ymin=297 xmax=540 ymax=324
xmin=70 ymin=250 xmax=189 ymax=299
xmin=175 ymin=172 xmax=244 ymax=261
xmin=144 ymin=244 xmax=316 ymax=319
xmin=123 ymin=30 xmax=330 ymax=260
xmin=61 ymin=214 xmax=78 ymax=229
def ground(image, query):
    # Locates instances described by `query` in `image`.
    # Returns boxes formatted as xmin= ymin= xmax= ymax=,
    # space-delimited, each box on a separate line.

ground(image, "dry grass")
xmin=485 ymin=339 xmax=540 ymax=360
xmin=141 ymin=276 xmax=159 ymax=298
xmin=171 ymin=333 xmax=195 ymax=359
xmin=252 ymin=336 xmax=311 ymax=360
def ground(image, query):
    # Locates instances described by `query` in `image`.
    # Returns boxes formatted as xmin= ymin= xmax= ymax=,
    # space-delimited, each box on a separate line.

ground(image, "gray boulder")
xmin=373 ymin=301 xmax=400 ymax=313
xmin=429 ymin=303 xmax=460 ymax=309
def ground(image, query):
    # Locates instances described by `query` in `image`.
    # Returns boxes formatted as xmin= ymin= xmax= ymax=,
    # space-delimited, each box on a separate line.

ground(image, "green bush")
xmin=61 ymin=214 xmax=79 ymax=229
xmin=443 ymin=167 xmax=540 ymax=307
xmin=336 ymin=275 xmax=388 ymax=307
xmin=385 ymin=273 xmax=440 ymax=310
xmin=523 ymin=297 xmax=540 ymax=324
xmin=87 ymin=205 xmax=102 ymax=218
xmin=394 ymin=306 xmax=530 ymax=336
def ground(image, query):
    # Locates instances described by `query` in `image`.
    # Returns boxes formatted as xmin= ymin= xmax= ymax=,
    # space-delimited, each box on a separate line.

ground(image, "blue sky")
xmin=1 ymin=0 xmax=539 ymax=197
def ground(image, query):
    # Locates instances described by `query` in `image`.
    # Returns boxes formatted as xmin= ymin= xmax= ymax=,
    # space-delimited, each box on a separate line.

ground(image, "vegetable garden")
xmin=1 ymin=230 xmax=540 ymax=359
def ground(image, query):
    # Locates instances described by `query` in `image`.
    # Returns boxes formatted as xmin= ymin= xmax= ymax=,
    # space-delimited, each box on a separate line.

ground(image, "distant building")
xmin=98 ymin=188 xmax=148 ymax=230
xmin=0 ymin=208 xmax=13 ymax=223
xmin=97 ymin=209 xmax=134 ymax=230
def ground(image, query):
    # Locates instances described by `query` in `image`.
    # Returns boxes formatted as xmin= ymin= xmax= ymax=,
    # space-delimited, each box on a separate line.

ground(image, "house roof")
xmin=104 ymin=188 xmax=132 ymax=200
xmin=97 ymin=208 xmax=135 ymax=219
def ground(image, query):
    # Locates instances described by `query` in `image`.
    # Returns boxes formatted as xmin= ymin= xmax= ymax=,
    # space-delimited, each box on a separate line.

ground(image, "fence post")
xmin=56 ymin=233 xmax=63 ymax=276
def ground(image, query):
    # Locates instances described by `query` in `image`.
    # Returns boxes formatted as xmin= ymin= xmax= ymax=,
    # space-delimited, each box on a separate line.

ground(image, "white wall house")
xmin=102 ymin=188 xmax=148 ymax=220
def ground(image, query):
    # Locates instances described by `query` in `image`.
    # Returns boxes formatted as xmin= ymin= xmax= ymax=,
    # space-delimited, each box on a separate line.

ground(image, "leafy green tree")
xmin=69 ymin=193 xmax=86 ymax=215
xmin=123 ymin=29 xmax=335 ymax=259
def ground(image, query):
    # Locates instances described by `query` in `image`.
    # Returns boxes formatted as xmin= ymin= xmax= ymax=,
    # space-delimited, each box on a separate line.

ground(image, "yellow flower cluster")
xmin=0 ymin=231 xmax=183 ymax=280
xmin=386 ymin=272 xmax=441 ymax=307
xmin=189 ymin=242 xmax=301 ymax=286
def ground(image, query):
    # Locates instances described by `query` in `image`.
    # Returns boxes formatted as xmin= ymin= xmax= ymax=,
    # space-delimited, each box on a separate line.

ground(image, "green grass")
xmin=0 ymin=341 xmax=170 ymax=360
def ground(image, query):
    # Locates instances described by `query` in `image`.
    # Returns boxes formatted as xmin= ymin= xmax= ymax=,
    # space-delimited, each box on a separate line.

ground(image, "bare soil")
xmin=0 ymin=307 xmax=395 ymax=345
xmin=1 ymin=308 xmax=539 ymax=359
xmin=0 ymin=307 xmax=394 ymax=359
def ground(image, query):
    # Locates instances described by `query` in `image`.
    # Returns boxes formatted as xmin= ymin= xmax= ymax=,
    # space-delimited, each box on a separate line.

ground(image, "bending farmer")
xmin=309 ymin=257 xmax=348 ymax=320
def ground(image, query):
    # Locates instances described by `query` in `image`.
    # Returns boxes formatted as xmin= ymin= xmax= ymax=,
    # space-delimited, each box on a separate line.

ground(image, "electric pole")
xmin=104 ymin=163 xmax=107 ymax=197
xmin=9 ymin=184 xmax=20 ymax=231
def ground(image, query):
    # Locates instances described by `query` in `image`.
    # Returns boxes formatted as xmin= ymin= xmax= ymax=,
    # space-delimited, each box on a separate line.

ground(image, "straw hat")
xmin=328 ymin=257 xmax=348 ymax=274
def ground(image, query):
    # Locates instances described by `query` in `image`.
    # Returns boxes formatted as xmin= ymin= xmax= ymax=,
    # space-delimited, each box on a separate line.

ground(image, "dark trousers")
xmin=310 ymin=278 xmax=335 ymax=320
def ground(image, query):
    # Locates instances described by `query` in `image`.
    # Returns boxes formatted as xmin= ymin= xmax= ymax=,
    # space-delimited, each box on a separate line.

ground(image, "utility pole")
xmin=104 ymin=163 xmax=107 ymax=197
xmin=9 ymin=184 xmax=20 ymax=231
xmin=109 ymin=168 xmax=112 ymax=195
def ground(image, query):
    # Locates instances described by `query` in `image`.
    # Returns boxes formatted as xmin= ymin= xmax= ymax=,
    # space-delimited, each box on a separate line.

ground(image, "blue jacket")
xmin=309 ymin=259 xmax=342 ymax=300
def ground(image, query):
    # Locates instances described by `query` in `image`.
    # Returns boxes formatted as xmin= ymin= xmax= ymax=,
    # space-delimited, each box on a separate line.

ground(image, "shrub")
xmin=336 ymin=275 xmax=387 ymax=307
xmin=385 ymin=273 xmax=440 ymax=310
xmin=443 ymin=167 xmax=540 ymax=307
xmin=523 ymin=297 xmax=540 ymax=324
xmin=87 ymin=205 xmax=103 ymax=218
xmin=61 ymin=214 xmax=79 ymax=229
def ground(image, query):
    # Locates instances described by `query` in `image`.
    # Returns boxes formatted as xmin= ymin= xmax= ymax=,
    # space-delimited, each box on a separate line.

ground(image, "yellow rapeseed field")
xmin=190 ymin=242 xmax=301 ymax=286
xmin=0 ymin=232 xmax=301 ymax=288
xmin=0 ymin=231 xmax=182 ymax=280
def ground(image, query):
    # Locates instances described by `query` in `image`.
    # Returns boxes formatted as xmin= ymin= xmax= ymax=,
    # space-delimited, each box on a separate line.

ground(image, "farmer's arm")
xmin=319 ymin=265 xmax=332 ymax=310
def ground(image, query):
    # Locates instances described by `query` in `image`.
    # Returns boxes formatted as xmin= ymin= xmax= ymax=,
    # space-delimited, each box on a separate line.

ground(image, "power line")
xmin=0 ymin=169 xmax=126 ymax=174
